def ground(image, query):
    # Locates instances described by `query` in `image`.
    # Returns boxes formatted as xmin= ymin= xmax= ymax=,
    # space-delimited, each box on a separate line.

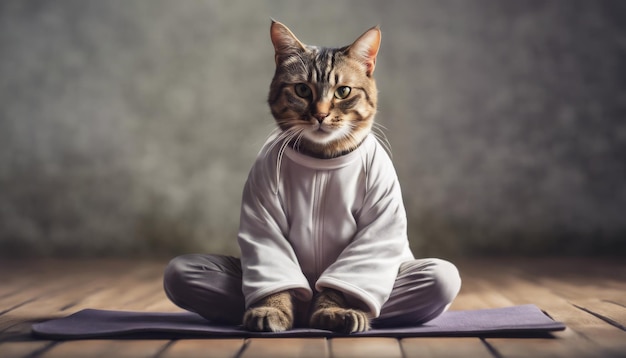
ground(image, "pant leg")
xmin=163 ymin=254 xmax=246 ymax=325
xmin=373 ymin=258 xmax=461 ymax=327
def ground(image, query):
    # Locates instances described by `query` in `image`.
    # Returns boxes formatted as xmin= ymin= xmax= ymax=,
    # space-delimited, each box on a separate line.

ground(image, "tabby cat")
xmin=242 ymin=21 xmax=382 ymax=334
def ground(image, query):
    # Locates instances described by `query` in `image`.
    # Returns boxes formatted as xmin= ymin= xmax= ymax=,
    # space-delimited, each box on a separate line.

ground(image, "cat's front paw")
xmin=242 ymin=291 xmax=294 ymax=332
xmin=310 ymin=307 xmax=370 ymax=333
xmin=243 ymin=306 xmax=293 ymax=332
xmin=310 ymin=288 xmax=370 ymax=333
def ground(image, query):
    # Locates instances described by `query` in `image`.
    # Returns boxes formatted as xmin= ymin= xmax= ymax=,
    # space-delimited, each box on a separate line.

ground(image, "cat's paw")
xmin=243 ymin=306 xmax=293 ymax=332
xmin=310 ymin=307 xmax=370 ymax=333
xmin=242 ymin=291 xmax=294 ymax=332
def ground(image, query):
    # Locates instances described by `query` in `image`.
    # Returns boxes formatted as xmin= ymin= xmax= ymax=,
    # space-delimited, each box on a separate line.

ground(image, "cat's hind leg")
xmin=163 ymin=254 xmax=245 ymax=325
xmin=374 ymin=258 xmax=461 ymax=327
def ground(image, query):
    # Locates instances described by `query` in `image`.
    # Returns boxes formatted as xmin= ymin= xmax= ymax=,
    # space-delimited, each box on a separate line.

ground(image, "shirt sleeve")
xmin=315 ymin=146 xmax=413 ymax=317
xmin=237 ymin=156 xmax=313 ymax=308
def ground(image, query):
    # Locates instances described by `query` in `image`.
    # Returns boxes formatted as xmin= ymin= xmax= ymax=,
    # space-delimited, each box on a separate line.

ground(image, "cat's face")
xmin=268 ymin=21 xmax=381 ymax=159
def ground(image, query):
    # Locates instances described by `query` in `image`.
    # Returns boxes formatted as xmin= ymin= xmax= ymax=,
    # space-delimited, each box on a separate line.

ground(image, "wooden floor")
xmin=0 ymin=258 xmax=625 ymax=358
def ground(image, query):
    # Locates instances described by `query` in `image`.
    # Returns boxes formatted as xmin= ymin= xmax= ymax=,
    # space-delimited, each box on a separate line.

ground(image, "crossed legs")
xmin=163 ymin=254 xmax=461 ymax=327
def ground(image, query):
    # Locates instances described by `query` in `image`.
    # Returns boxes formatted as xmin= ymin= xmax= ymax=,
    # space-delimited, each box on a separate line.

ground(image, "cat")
xmin=241 ymin=21 xmax=383 ymax=334
xmin=163 ymin=21 xmax=459 ymax=335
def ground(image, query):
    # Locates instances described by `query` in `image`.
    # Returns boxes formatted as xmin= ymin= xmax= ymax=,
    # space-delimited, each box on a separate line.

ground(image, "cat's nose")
xmin=313 ymin=113 xmax=329 ymax=123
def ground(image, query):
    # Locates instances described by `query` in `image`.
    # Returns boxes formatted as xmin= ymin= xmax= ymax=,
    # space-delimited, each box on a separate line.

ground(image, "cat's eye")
xmin=334 ymin=86 xmax=351 ymax=99
xmin=294 ymin=83 xmax=312 ymax=98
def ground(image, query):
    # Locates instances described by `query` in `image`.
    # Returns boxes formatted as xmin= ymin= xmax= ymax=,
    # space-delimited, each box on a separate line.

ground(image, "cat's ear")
xmin=270 ymin=20 xmax=305 ymax=64
xmin=347 ymin=26 xmax=381 ymax=76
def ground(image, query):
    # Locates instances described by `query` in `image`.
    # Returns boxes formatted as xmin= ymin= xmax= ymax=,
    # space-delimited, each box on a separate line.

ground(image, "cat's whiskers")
xmin=262 ymin=127 xmax=284 ymax=154
xmin=272 ymin=127 xmax=304 ymax=193
xmin=293 ymin=130 xmax=306 ymax=153
xmin=264 ymin=122 xmax=299 ymax=156
xmin=372 ymin=122 xmax=393 ymax=158
xmin=264 ymin=130 xmax=289 ymax=157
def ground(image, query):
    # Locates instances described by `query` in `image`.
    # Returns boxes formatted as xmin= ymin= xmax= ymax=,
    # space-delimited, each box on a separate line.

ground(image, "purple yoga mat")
xmin=32 ymin=304 xmax=565 ymax=339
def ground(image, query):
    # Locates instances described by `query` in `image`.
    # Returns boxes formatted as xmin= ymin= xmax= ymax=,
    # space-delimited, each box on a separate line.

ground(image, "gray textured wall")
xmin=1 ymin=0 xmax=625 ymax=258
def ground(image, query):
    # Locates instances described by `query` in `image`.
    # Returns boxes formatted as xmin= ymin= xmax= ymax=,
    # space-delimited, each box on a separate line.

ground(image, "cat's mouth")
xmin=314 ymin=126 xmax=329 ymax=133
xmin=292 ymin=116 xmax=345 ymax=144
xmin=311 ymin=122 xmax=333 ymax=135
xmin=301 ymin=121 xmax=347 ymax=145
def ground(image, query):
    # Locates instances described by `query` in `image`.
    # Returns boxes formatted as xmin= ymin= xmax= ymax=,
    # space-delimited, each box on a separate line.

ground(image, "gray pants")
xmin=163 ymin=254 xmax=461 ymax=327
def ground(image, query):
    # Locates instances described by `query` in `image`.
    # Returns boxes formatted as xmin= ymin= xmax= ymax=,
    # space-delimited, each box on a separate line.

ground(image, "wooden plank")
xmin=329 ymin=337 xmax=402 ymax=358
xmin=464 ymin=279 xmax=596 ymax=357
xmin=142 ymin=297 xmax=183 ymax=312
xmin=571 ymin=299 xmax=626 ymax=331
xmin=40 ymin=339 xmax=170 ymax=358
xmin=531 ymin=275 xmax=626 ymax=304
xmin=521 ymin=261 xmax=626 ymax=324
xmin=241 ymin=338 xmax=329 ymax=358
xmin=0 ymin=276 xmax=44 ymax=302
xmin=0 ymin=273 xmax=82 ymax=316
xmin=517 ymin=260 xmax=626 ymax=355
xmin=486 ymin=335 xmax=600 ymax=358
xmin=469 ymin=262 xmax=626 ymax=357
xmin=0 ymin=341 xmax=54 ymax=358
xmin=2 ymin=258 xmax=626 ymax=358
xmin=0 ymin=260 xmax=177 ymax=358
xmin=66 ymin=279 xmax=163 ymax=311
xmin=160 ymin=339 xmax=244 ymax=358
xmin=0 ymin=260 xmax=170 ymax=344
xmin=57 ymin=261 xmax=167 ymax=311
xmin=0 ymin=260 xmax=153 ymax=312
xmin=606 ymin=297 xmax=626 ymax=307
xmin=451 ymin=278 xmax=516 ymax=310
xmin=0 ymin=274 xmax=109 ymax=335
xmin=496 ymin=258 xmax=626 ymax=303
xmin=400 ymin=337 xmax=493 ymax=358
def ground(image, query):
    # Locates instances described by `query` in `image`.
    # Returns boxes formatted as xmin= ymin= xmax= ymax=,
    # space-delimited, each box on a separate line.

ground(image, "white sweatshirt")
xmin=237 ymin=134 xmax=414 ymax=318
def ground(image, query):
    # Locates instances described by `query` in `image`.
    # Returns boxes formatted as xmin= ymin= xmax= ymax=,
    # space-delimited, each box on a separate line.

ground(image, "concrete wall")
xmin=1 ymin=0 xmax=625 ymax=258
